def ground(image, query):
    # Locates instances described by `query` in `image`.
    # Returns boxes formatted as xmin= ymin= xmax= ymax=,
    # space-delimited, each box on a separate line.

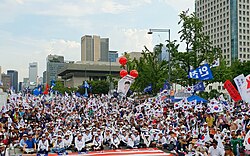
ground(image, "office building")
xmin=46 ymin=54 xmax=65 ymax=83
xmin=195 ymin=0 xmax=250 ymax=65
xmin=29 ymin=62 xmax=38 ymax=85
xmin=0 ymin=66 xmax=2 ymax=82
xmin=7 ymin=70 xmax=18 ymax=92
xmin=1 ymin=74 xmax=11 ymax=91
xmin=81 ymin=35 xmax=110 ymax=62
xmin=43 ymin=71 xmax=47 ymax=84
xmin=109 ymin=51 xmax=119 ymax=62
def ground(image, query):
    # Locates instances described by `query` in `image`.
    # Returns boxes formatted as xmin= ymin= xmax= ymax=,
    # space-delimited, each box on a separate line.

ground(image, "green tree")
xmin=52 ymin=81 xmax=77 ymax=94
xmin=89 ymin=80 xmax=109 ymax=94
xmin=126 ymin=45 xmax=169 ymax=95
xmin=168 ymin=11 xmax=230 ymax=86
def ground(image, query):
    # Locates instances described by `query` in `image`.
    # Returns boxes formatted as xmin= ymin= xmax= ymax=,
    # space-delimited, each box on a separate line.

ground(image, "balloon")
xmin=120 ymin=69 xmax=128 ymax=78
xmin=33 ymin=89 xmax=40 ymax=96
xmin=130 ymin=70 xmax=138 ymax=78
xmin=119 ymin=56 xmax=127 ymax=66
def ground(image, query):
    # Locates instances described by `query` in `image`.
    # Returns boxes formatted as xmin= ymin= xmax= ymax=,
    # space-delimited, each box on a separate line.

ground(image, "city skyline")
xmin=0 ymin=0 xmax=194 ymax=82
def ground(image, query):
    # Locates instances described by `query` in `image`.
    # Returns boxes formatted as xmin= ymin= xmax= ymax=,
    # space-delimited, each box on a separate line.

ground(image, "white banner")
xmin=242 ymin=74 xmax=250 ymax=103
xmin=117 ymin=75 xmax=135 ymax=96
xmin=234 ymin=74 xmax=247 ymax=101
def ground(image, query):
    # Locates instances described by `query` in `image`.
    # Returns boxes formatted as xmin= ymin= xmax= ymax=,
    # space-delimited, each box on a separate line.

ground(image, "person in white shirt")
xmin=92 ymin=134 xmax=103 ymax=151
xmin=37 ymin=134 xmax=49 ymax=154
xmin=111 ymin=133 xmax=120 ymax=149
xmin=126 ymin=133 xmax=135 ymax=148
xmin=74 ymin=134 xmax=86 ymax=153
xmin=150 ymin=131 xmax=158 ymax=147
xmin=156 ymin=132 xmax=167 ymax=149
xmin=208 ymin=140 xmax=224 ymax=156
xmin=63 ymin=134 xmax=72 ymax=150
xmin=51 ymin=135 xmax=65 ymax=153
xmin=132 ymin=130 xmax=140 ymax=148
xmin=141 ymin=133 xmax=151 ymax=148
xmin=103 ymin=129 xmax=112 ymax=147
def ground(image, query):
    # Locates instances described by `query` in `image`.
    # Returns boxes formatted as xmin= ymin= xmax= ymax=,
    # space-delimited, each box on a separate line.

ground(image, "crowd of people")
xmin=0 ymin=92 xmax=250 ymax=156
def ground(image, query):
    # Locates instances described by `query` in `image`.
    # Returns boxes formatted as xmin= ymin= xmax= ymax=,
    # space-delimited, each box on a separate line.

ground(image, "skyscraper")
xmin=7 ymin=70 xmax=18 ymax=92
xmin=29 ymin=62 xmax=38 ymax=85
xmin=46 ymin=54 xmax=65 ymax=84
xmin=1 ymin=74 xmax=11 ymax=91
xmin=81 ymin=35 xmax=109 ymax=62
xmin=195 ymin=0 xmax=250 ymax=65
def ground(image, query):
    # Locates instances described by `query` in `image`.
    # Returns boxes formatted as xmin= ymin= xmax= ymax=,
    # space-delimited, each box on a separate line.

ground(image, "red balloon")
xmin=120 ymin=69 xmax=128 ymax=78
xmin=130 ymin=70 xmax=138 ymax=78
xmin=119 ymin=56 xmax=127 ymax=66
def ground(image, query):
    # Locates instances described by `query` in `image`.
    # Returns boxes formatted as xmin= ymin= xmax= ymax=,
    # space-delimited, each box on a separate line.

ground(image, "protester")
xmin=0 ymin=92 xmax=250 ymax=155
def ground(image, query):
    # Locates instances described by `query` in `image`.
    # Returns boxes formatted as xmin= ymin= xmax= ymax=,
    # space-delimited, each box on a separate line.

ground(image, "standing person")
xmin=230 ymin=133 xmax=243 ymax=156
xmin=208 ymin=140 xmax=224 ymax=156
xmin=74 ymin=134 xmax=86 ymax=153
xmin=37 ymin=134 xmax=49 ymax=154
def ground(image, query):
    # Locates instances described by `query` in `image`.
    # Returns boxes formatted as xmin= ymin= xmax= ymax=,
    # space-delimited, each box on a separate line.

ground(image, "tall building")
xmin=0 ymin=66 xmax=2 ymax=82
xmin=46 ymin=54 xmax=65 ymax=84
xmin=43 ymin=71 xmax=47 ymax=84
xmin=7 ymin=70 xmax=18 ymax=92
xmin=195 ymin=0 xmax=250 ymax=65
xmin=29 ymin=62 xmax=38 ymax=85
xmin=109 ymin=51 xmax=119 ymax=62
xmin=81 ymin=35 xmax=109 ymax=62
xmin=1 ymin=74 xmax=11 ymax=91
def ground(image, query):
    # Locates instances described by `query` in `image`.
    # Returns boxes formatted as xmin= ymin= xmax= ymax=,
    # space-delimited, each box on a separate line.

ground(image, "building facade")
xmin=109 ymin=51 xmax=119 ymax=62
xmin=46 ymin=54 xmax=65 ymax=84
xmin=195 ymin=0 xmax=250 ymax=65
xmin=1 ymin=74 xmax=11 ymax=91
xmin=29 ymin=62 xmax=38 ymax=85
xmin=7 ymin=70 xmax=18 ymax=92
xmin=81 ymin=35 xmax=110 ymax=62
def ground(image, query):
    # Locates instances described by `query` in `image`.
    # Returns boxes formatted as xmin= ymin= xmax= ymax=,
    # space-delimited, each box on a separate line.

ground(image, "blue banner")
xmin=188 ymin=64 xmax=213 ymax=80
xmin=193 ymin=81 xmax=205 ymax=92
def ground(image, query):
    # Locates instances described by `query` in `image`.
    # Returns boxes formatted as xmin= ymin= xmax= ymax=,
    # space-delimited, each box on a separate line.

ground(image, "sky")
xmin=0 ymin=0 xmax=194 ymax=82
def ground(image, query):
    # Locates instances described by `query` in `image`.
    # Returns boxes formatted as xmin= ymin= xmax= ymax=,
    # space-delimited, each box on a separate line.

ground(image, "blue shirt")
xmin=25 ymin=138 xmax=35 ymax=148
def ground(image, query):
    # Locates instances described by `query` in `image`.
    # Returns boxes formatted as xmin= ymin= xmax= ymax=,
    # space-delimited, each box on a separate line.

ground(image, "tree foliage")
xmin=126 ymin=45 xmax=169 ymax=95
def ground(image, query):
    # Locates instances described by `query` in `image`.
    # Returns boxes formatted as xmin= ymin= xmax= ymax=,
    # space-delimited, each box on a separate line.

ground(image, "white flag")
xmin=234 ymin=74 xmax=247 ymax=102
xmin=185 ymin=86 xmax=194 ymax=94
xmin=241 ymin=74 xmax=250 ymax=104
xmin=211 ymin=58 xmax=220 ymax=68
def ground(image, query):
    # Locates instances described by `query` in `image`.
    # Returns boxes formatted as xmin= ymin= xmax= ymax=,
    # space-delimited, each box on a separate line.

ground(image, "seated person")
xmin=74 ymin=134 xmax=86 ymax=153
xmin=23 ymin=134 xmax=36 ymax=154
xmin=156 ymin=132 xmax=167 ymax=149
xmin=37 ymin=134 xmax=49 ymax=154
xmin=92 ymin=134 xmax=103 ymax=151
xmin=51 ymin=135 xmax=65 ymax=154
xmin=63 ymin=133 xmax=73 ymax=150
xmin=19 ymin=134 xmax=28 ymax=150
xmin=111 ymin=133 xmax=120 ymax=149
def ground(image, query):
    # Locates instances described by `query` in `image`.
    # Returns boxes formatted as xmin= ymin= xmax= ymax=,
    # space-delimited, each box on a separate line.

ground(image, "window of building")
xmin=209 ymin=86 xmax=212 ymax=90
xmin=243 ymin=54 xmax=246 ymax=58
xmin=240 ymin=54 xmax=242 ymax=58
xmin=218 ymin=86 xmax=221 ymax=90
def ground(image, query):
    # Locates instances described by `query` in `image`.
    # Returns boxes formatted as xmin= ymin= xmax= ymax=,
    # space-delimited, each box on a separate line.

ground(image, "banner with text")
xmin=224 ymin=80 xmax=242 ymax=102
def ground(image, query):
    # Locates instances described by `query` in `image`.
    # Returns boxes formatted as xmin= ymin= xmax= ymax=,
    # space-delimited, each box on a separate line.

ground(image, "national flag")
xmin=212 ymin=104 xmax=223 ymax=113
xmin=211 ymin=58 xmax=220 ymax=68
xmin=244 ymin=130 xmax=250 ymax=150
xmin=189 ymin=100 xmax=197 ymax=106
xmin=84 ymin=81 xmax=89 ymax=88
xmin=234 ymin=74 xmax=247 ymax=102
xmin=183 ymin=103 xmax=190 ymax=110
xmin=185 ymin=86 xmax=194 ymax=94
xmin=218 ymin=94 xmax=229 ymax=108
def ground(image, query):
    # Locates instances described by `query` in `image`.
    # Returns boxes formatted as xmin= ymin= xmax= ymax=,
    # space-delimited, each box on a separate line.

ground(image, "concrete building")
xmin=29 ymin=62 xmax=38 ymax=85
xmin=22 ymin=78 xmax=29 ymax=89
xmin=81 ymin=35 xmax=110 ymax=62
xmin=46 ymin=54 xmax=65 ymax=84
xmin=58 ymin=61 xmax=121 ymax=88
xmin=126 ymin=52 xmax=142 ymax=60
xmin=1 ymin=74 xmax=11 ymax=91
xmin=109 ymin=51 xmax=119 ymax=62
xmin=43 ymin=71 xmax=47 ymax=84
xmin=195 ymin=0 xmax=250 ymax=65
xmin=7 ymin=70 xmax=18 ymax=92
xmin=0 ymin=66 xmax=2 ymax=83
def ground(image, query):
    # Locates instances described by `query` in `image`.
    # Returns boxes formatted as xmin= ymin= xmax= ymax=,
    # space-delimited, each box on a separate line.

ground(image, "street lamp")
xmin=147 ymin=28 xmax=171 ymax=89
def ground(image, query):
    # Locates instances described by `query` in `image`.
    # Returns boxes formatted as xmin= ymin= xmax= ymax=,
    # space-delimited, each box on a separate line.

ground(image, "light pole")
xmin=147 ymin=28 xmax=171 ymax=89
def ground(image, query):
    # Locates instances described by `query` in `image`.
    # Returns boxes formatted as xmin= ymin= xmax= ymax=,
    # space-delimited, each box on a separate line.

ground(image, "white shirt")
xmin=38 ymin=140 xmax=49 ymax=151
xmin=54 ymin=140 xmax=64 ymax=149
xmin=208 ymin=146 xmax=224 ymax=156
xmin=63 ymin=138 xmax=72 ymax=147
xmin=126 ymin=137 xmax=134 ymax=147
xmin=75 ymin=138 xmax=85 ymax=151
xmin=157 ymin=136 xmax=167 ymax=144
xmin=111 ymin=137 xmax=120 ymax=147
